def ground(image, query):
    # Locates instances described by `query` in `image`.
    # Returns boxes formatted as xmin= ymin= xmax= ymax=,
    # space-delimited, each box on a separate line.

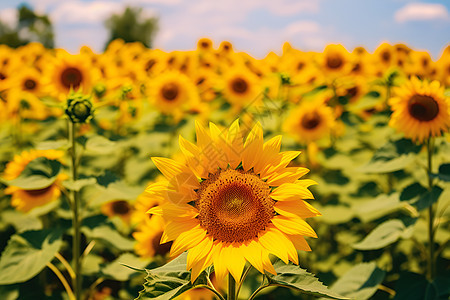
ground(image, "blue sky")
xmin=0 ymin=0 xmax=449 ymax=58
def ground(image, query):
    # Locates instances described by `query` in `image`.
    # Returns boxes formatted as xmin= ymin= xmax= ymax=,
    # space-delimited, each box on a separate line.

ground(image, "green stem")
xmin=426 ymin=138 xmax=435 ymax=280
xmin=236 ymin=266 xmax=251 ymax=297
xmin=195 ymin=284 xmax=225 ymax=300
xmin=70 ymin=121 xmax=82 ymax=300
xmin=228 ymin=274 xmax=236 ymax=300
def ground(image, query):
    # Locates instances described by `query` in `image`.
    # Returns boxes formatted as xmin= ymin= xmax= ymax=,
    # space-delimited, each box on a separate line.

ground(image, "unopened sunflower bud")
xmin=93 ymin=83 xmax=106 ymax=98
xmin=279 ymin=73 xmax=291 ymax=86
xmin=65 ymin=93 xmax=94 ymax=123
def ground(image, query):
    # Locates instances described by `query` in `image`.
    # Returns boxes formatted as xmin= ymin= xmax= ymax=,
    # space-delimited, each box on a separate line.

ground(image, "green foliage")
xmin=322 ymin=262 xmax=385 ymax=300
xmin=2 ymin=157 xmax=61 ymax=189
xmin=0 ymin=4 xmax=54 ymax=48
xmin=353 ymin=219 xmax=415 ymax=250
xmin=101 ymin=253 xmax=149 ymax=281
xmin=137 ymin=252 xmax=210 ymax=300
xmin=0 ymin=229 xmax=62 ymax=284
xmin=267 ymin=260 xmax=349 ymax=299
xmin=393 ymin=272 xmax=450 ymax=300
xmin=104 ymin=6 xmax=158 ymax=49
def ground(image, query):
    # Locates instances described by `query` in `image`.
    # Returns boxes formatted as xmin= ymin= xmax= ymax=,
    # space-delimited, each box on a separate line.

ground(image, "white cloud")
xmin=395 ymin=2 xmax=449 ymax=23
xmin=0 ymin=8 xmax=17 ymax=27
xmin=50 ymin=1 xmax=123 ymax=24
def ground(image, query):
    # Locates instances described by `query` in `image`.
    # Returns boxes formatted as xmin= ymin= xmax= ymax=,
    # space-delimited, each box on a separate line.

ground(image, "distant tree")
xmin=104 ymin=6 xmax=158 ymax=49
xmin=0 ymin=4 xmax=54 ymax=48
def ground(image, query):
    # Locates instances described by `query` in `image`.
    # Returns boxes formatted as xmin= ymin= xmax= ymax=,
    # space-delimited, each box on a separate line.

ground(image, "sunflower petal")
xmin=242 ymin=123 xmax=263 ymax=171
xmin=271 ymin=215 xmax=317 ymax=237
xmin=270 ymin=183 xmax=314 ymax=201
xmin=274 ymin=200 xmax=321 ymax=219
xmin=170 ymin=224 xmax=206 ymax=257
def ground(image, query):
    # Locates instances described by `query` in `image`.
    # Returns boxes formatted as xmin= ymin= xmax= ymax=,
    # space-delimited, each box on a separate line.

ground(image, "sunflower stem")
xmin=228 ymin=274 xmax=236 ymax=300
xmin=426 ymin=137 xmax=436 ymax=280
xmin=69 ymin=121 xmax=82 ymax=300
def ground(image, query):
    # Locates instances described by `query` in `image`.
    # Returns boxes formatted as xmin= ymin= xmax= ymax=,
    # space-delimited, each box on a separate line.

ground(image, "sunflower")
xmin=147 ymin=120 xmax=319 ymax=283
xmin=43 ymin=50 xmax=96 ymax=100
xmin=320 ymin=44 xmax=351 ymax=76
xmin=3 ymin=150 xmax=66 ymax=212
xmin=197 ymin=38 xmax=214 ymax=52
xmin=133 ymin=215 xmax=172 ymax=258
xmin=148 ymin=70 xmax=200 ymax=120
xmin=101 ymin=199 xmax=134 ymax=224
xmin=388 ymin=77 xmax=450 ymax=142
xmin=283 ymin=100 xmax=336 ymax=144
xmin=221 ymin=66 xmax=261 ymax=110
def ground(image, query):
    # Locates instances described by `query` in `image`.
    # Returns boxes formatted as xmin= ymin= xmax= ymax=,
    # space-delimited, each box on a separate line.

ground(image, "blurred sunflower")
xmin=101 ymin=200 xmax=134 ymax=224
xmin=283 ymin=100 xmax=336 ymax=144
xmin=389 ymin=77 xmax=450 ymax=142
xmin=133 ymin=216 xmax=172 ymax=258
xmin=148 ymin=71 xmax=199 ymax=120
xmin=320 ymin=44 xmax=351 ymax=76
xmin=3 ymin=150 xmax=66 ymax=212
xmin=148 ymin=121 xmax=319 ymax=283
xmin=221 ymin=66 xmax=261 ymax=110
xmin=43 ymin=50 xmax=96 ymax=100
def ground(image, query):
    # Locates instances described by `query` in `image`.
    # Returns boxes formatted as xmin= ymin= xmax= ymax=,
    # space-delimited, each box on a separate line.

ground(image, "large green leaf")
xmin=414 ymin=186 xmax=443 ymax=211
xmin=85 ymin=135 xmax=117 ymax=154
xmin=0 ymin=229 xmax=63 ymax=284
xmin=266 ymin=260 xmax=348 ymax=299
xmin=101 ymin=253 xmax=150 ymax=281
xmin=354 ymin=193 xmax=404 ymax=223
xmin=393 ymin=272 xmax=450 ymax=300
xmin=322 ymin=262 xmax=385 ymax=300
xmin=353 ymin=219 xmax=415 ymax=250
xmin=137 ymin=252 xmax=210 ymax=300
xmin=2 ymin=157 xmax=62 ymax=190
xmin=82 ymin=225 xmax=135 ymax=251
xmin=358 ymin=138 xmax=421 ymax=173
xmin=432 ymin=163 xmax=450 ymax=182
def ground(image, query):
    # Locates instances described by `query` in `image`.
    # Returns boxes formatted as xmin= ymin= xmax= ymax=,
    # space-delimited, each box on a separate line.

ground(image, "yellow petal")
xmin=274 ymin=200 xmax=321 ymax=219
xmin=224 ymin=244 xmax=246 ymax=283
xmin=266 ymin=167 xmax=310 ymax=186
xmin=242 ymin=123 xmax=263 ymax=171
xmin=187 ymin=235 xmax=213 ymax=271
xmin=260 ymin=151 xmax=301 ymax=179
xmin=270 ymin=183 xmax=314 ymax=201
xmin=164 ymin=218 xmax=198 ymax=241
xmin=258 ymin=225 xmax=291 ymax=264
xmin=226 ymin=119 xmax=244 ymax=169
xmin=170 ymin=224 xmax=206 ymax=257
xmin=253 ymin=135 xmax=282 ymax=174
xmin=241 ymin=241 xmax=265 ymax=274
xmin=271 ymin=215 xmax=317 ymax=237
xmin=286 ymin=234 xmax=312 ymax=252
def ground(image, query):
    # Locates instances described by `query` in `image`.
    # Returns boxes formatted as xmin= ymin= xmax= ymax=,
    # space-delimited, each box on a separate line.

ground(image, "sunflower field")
xmin=0 ymin=38 xmax=449 ymax=300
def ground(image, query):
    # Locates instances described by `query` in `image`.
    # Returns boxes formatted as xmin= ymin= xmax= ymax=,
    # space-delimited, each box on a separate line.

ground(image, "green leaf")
xmin=0 ymin=229 xmax=63 ymax=284
xmin=2 ymin=157 xmax=62 ymax=190
xmin=62 ymin=177 xmax=97 ymax=191
xmin=35 ymin=139 xmax=69 ymax=150
xmin=137 ymin=252 xmax=210 ymax=300
xmin=414 ymin=186 xmax=443 ymax=211
xmin=400 ymin=183 xmax=427 ymax=201
xmin=358 ymin=138 xmax=421 ymax=173
xmin=85 ymin=135 xmax=116 ymax=153
xmin=267 ymin=260 xmax=348 ymax=299
xmin=353 ymin=219 xmax=415 ymax=250
xmin=393 ymin=272 xmax=428 ymax=300
xmin=1 ymin=210 xmax=43 ymax=232
xmin=0 ymin=286 xmax=19 ymax=300
xmin=323 ymin=262 xmax=385 ymax=300
xmin=433 ymin=163 xmax=450 ymax=182
xmin=101 ymin=253 xmax=150 ymax=281
xmin=354 ymin=193 xmax=404 ymax=223
xmin=82 ymin=225 xmax=135 ymax=251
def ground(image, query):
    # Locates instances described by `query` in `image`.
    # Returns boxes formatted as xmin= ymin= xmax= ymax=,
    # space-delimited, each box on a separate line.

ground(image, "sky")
xmin=0 ymin=0 xmax=449 ymax=58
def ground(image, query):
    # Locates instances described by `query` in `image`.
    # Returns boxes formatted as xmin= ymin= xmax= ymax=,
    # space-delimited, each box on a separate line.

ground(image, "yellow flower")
xmin=147 ymin=120 xmax=319 ymax=284
xmin=221 ymin=65 xmax=261 ymax=110
xmin=388 ymin=77 xmax=450 ymax=142
xmin=133 ymin=216 xmax=172 ymax=258
xmin=148 ymin=70 xmax=200 ymax=120
xmin=320 ymin=44 xmax=351 ymax=76
xmin=3 ymin=150 xmax=66 ymax=212
xmin=43 ymin=50 xmax=97 ymax=100
xmin=101 ymin=200 xmax=133 ymax=224
xmin=283 ymin=100 xmax=336 ymax=144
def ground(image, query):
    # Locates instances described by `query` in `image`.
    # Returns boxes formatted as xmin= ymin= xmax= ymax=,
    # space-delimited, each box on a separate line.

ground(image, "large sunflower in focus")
xmin=148 ymin=71 xmax=200 ymax=120
xmin=3 ymin=150 xmax=66 ymax=212
xmin=147 ymin=121 xmax=319 ymax=283
xmin=388 ymin=77 xmax=450 ymax=142
xmin=283 ymin=100 xmax=336 ymax=144
xmin=43 ymin=50 xmax=95 ymax=100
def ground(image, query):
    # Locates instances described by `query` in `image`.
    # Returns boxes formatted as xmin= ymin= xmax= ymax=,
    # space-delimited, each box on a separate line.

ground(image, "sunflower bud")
xmin=65 ymin=93 xmax=94 ymax=123
xmin=93 ymin=83 xmax=106 ymax=98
